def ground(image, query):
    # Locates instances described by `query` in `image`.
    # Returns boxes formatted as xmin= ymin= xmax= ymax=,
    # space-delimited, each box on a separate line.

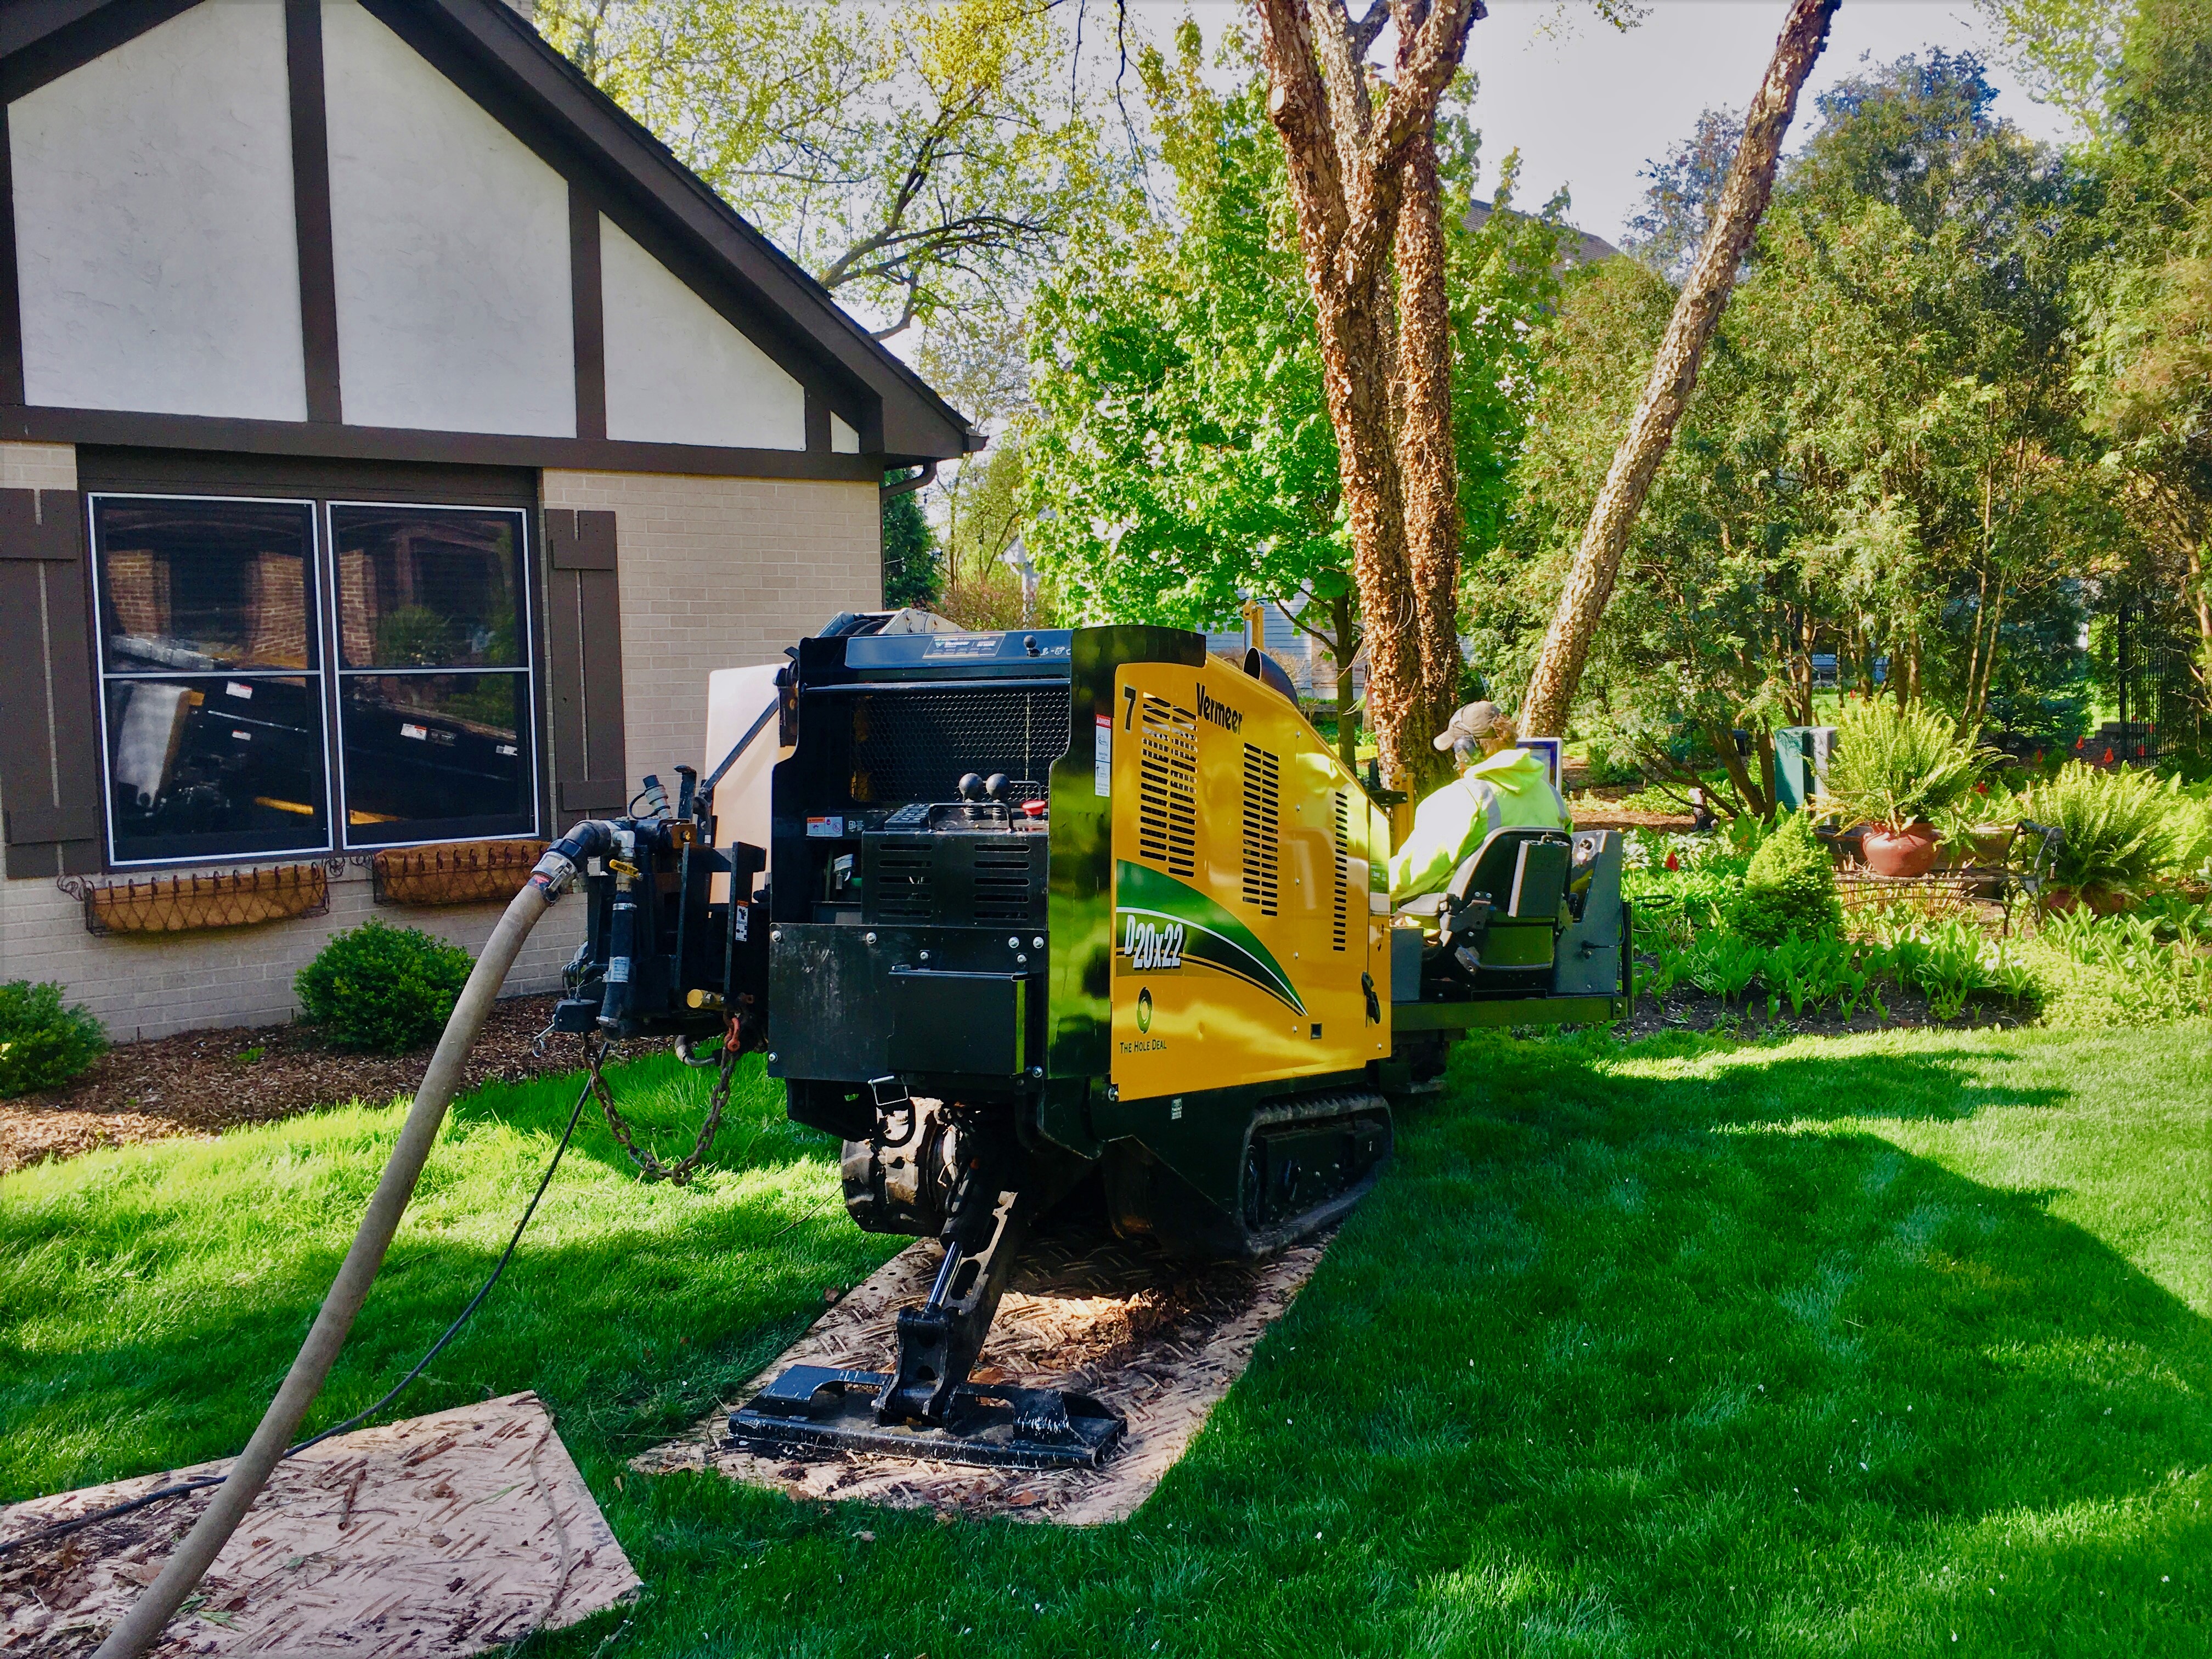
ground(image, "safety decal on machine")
xmin=1094 ymin=715 xmax=1112 ymax=796
xmin=806 ymin=815 xmax=844 ymax=837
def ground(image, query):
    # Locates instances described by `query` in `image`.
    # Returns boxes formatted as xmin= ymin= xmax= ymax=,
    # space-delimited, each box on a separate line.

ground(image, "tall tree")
xmin=1251 ymin=0 xmax=1487 ymax=795
xmin=538 ymin=0 xmax=1109 ymax=350
xmin=1021 ymin=26 xmax=1562 ymax=769
xmin=1517 ymin=0 xmax=1839 ymax=743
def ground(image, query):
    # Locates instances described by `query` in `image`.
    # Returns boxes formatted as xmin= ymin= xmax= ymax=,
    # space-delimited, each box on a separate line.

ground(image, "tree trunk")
xmin=1392 ymin=48 xmax=1464 ymax=760
xmin=1519 ymin=0 xmax=1839 ymax=741
xmin=1254 ymin=0 xmax=1483 ymax=800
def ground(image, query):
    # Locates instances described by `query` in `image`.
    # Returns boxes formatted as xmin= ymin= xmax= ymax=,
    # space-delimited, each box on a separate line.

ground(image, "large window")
xmin=91 ymin=493 xmax=539 ymax=867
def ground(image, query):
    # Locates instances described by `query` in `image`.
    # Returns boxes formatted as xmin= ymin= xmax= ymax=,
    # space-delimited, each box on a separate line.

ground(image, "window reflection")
xmin=338 ymin=674 xmax=533 ymax=847
xmin=330 ymin=505 xmax=522 ymax=669
xmin=103 ymin=675 xmax=329 ymax=864
xmin=94 ymin=499 xmax=316 ymax=673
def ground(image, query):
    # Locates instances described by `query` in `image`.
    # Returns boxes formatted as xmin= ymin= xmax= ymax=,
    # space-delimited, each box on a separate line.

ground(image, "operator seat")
xmin=1396 ymin=826 xmax=1575 ymax=986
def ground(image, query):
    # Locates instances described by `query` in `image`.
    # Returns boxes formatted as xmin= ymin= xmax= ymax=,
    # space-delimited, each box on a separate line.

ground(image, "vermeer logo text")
xmin=1197 ymin=685 xmax=1243 ymax=733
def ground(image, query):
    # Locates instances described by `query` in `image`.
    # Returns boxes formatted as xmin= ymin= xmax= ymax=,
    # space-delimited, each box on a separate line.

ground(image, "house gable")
xmin=0 ymin=0 xmax=977 ymax=470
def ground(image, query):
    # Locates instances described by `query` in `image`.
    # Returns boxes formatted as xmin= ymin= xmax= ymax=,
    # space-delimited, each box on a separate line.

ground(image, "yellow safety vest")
xmin=1389 ymin=748 xmax=1568 ymax=901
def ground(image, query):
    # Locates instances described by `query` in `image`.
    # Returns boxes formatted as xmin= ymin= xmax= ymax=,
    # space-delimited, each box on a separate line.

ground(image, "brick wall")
xmin=539 ymin=470 xmax=881 ymax=778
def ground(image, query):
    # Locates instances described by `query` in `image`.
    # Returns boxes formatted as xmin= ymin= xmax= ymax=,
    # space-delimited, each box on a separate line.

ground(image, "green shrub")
xmin=1822 ymin=700 xmax=1991 ymax=831
xmin=0 ymin=980 xmax=106 ymax=1097
xmin=296 ymin=919 xmax=473 ymax=1053
xmin=2017 ymin=762 xmax=2175 ymax=898
xmin=1733 ymin=812 xmax=1842 ymax=944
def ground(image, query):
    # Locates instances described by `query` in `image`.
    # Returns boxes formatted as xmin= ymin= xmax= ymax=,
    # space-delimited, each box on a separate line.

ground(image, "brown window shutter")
xmin=0 ymin=489 xmax=103 ymax=877
xmin=544 ymin=507 xmax=629 ymax=819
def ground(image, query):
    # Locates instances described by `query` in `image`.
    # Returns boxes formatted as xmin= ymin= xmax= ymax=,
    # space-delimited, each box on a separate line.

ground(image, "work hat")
xmin=1432 ymin=700 xmax=1505 ymax=752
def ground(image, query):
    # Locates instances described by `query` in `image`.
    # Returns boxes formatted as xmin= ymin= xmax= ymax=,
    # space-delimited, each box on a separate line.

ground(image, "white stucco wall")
xmin=599 ymin=217 xmax=805 ymax=450
xmin=322 ymin=0 xmax=574 ymax=437
xmin=10 ymin=1 xmax=308 ymax=422
xmin=830 ymin=415 xmax=860 ymax=454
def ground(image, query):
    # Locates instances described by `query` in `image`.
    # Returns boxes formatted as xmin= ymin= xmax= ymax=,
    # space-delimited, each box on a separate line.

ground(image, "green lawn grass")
xmin=4 ymin=1026 xmax=2208 ymax=1655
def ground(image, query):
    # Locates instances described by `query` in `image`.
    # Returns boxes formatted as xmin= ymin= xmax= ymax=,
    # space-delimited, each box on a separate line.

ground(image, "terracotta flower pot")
xmin=1861 ymin=821 xmax=1941 ymax=877
xmin=2039 ymin=884 xmax=2129 ymax=917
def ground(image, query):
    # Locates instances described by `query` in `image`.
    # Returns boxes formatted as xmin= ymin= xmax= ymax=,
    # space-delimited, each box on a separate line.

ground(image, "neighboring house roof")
xmin=1465 ymin=198 xmax=1621 ymax=269
xmin=0 ymin=0 xmax=981 ymax=468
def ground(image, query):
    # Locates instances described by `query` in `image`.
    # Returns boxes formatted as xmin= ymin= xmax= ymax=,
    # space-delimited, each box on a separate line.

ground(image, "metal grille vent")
xmin=872 ymin=843 xmax=934 ymax=922
xmin=840 ymin=686 xmax=1070 ymax=804
xmin=1137 ymin=695 xmax=1198 ymax=877
xmin=1240 ymin=743 xmax=1280 ymax=916
xmin=1330 ymin=789 xmax=1350 ymax=950
xmin=972 ymin=843 xmax=1040 ymax=922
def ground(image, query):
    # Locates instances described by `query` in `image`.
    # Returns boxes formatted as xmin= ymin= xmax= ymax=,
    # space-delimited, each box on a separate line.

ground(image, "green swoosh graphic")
xmin=1115 ymin=860 xmax=1305 ymax=1015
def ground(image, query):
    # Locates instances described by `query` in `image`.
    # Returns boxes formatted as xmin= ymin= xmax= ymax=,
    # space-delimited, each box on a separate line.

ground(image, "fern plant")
xmin=1821 ymin=701 xmax=1991 ymax=832
xmin=2018 ymin=763 xmax=2176 ymax=898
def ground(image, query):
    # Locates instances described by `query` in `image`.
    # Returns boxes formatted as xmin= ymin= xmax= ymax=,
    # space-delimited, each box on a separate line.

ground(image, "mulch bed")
xmin=0 ymin=996 xmax=623 ymax=1178
xmin=1622 ymin=979 xmax=2029 ymax=1041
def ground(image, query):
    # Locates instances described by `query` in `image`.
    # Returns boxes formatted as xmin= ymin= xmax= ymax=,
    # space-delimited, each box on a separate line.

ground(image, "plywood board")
xmin=0 ymin=1393 xmax=637 ymax=1657
xmin=634 ymin=1229 xmax=1329 ymax=1525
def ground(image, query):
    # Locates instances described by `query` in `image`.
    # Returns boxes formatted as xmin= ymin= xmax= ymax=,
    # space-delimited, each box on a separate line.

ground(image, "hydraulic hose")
xmin=92 ymin=830 xmax=611 ymax=1659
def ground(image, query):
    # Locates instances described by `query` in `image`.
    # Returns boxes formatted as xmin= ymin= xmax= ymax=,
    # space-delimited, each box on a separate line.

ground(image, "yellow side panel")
xmin=1108 ymin=658 xmax=1390 ymax=1101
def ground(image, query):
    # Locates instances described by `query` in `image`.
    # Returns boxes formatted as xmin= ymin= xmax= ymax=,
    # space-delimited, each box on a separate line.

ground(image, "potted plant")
xmin=1820 ymin=701 xmax=1991 ymax=878
xmin=2019 ymin=761 xmax=2175 ymax=913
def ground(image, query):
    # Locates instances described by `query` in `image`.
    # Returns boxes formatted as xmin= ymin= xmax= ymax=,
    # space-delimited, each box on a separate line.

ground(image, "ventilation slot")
xmin=1137 ymin=694 xmax=1198 ymax=877
xmin=872 ymin=844 xmax=934 ymax=922
xmin=1331 ymin=789 xmax=1350 ymax=951
xmin=972 ymin=845 xmax=1039 ymax=923
xmin=1240 ymin=743 xmax=1280 ymax=916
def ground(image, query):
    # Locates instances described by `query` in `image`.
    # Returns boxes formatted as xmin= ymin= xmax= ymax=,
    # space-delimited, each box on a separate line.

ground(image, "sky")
xmin=1122 ymin=1 xmax=2083 ymax=250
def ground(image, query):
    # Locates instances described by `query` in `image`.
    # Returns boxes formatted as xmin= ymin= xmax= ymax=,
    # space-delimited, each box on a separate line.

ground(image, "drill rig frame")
xmin=551 ymin=619 xmax=1630 ymax=1470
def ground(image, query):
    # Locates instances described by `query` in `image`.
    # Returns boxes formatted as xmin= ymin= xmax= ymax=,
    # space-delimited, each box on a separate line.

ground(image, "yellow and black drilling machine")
xmin=546 ymin=617 xmax=1632 ymax=1471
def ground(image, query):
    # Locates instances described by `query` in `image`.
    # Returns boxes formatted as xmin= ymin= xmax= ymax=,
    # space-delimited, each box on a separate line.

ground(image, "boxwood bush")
xmin=296 ymin=919 xmax=473 ymax=1053
xmin=0 ymin=980 xmax=107 ymax=1097
xmin=1733 ymin=811 xmax=1842 ymax=944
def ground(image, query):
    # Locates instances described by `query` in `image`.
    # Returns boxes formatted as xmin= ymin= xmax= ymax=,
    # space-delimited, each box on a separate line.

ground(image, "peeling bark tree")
xmin=1518 ymin=0 xmax=1841 ymax=742
xmin=1253 ymin=0 xmax=1483 ymax=797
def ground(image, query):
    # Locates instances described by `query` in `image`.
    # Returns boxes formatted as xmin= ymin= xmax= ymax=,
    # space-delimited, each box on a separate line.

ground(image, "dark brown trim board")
xmin=0 ymin=112 xmax=24 ymax=409
xmin=10 ymin=405 xmax=885 ymax=482
xmin=569 ymin=183 xmax=607 ymax=443
xmin=543 ymin=507 xmax=627 ymax=816
xmin=285 ymin=0 xmax=342 ymax=425
xmin=75 ymin=446 xmax=538 ymax=506
xmin=0 ymin=0 xmax=200 ymax=103
xmin=0 ymin=488 xmax=102 ymax=877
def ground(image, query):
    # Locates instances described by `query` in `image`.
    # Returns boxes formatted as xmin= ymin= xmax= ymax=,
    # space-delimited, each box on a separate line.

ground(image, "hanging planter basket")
xmin=372 ymin=840 xmax=548 ymax=909
xmin=78 ymin=864 xmax=331 ymax=936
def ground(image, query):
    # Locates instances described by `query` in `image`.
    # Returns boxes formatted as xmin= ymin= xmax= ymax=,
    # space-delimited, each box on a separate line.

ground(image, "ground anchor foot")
xmin=726 ymin=1365 xmax=1126 ymax=1471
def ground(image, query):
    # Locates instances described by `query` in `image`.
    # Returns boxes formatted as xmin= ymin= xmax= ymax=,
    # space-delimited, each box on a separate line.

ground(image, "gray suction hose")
xmin=92 ymin=832 xmax=608 ymax=1659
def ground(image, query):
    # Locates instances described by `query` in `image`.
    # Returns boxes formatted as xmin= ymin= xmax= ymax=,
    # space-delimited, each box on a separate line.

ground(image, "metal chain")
xmin=585 ymin=1030 xmax=735 ymax=1186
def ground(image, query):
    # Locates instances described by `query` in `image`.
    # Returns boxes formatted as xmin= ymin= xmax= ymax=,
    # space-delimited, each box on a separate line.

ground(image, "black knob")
xmin=1024 ymin=634 xmax=1040 ymax=656
xmin=984 ymin=772 xmax=1011 ymax=801
xmin=957 ymin=772 xmax=984 ymax=800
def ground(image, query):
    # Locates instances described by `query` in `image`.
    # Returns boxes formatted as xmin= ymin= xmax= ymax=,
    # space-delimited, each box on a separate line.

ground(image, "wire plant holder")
xmin=67 ymin=864 xmax=332 ymax=936
xmin=371 ymin=840 xmax=549 ymax=909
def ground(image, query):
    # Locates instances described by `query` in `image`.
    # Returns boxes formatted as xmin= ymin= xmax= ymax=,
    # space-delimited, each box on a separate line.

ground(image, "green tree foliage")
xmin=538 ymin=0 xmax=1111 ymax=362
xmin=295 ymin=919 xmax=473 ymax=1054
xmin=1474 ymin=52 xmax=2107 ymax=808
xmin=880 ymin=476 xmax=939 ymax=610
xmin=1022 ymin=24 xmax=1564 ymax=759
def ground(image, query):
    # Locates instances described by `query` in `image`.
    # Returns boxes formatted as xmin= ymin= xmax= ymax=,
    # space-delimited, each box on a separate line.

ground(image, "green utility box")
xmin=1773 ymin=725 xmax=1836 ymax=812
